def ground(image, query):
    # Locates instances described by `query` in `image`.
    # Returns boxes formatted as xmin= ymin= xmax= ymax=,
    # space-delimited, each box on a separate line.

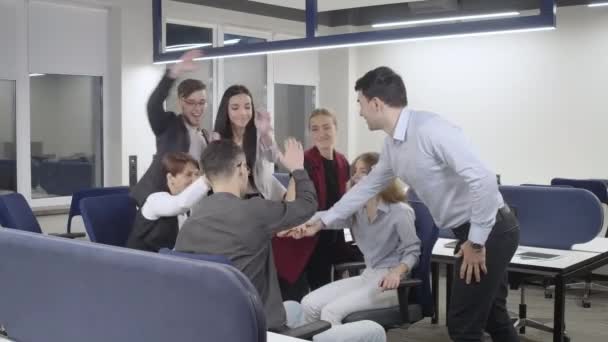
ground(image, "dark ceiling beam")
xmin=173 ymin=0 xmax=593 ymax=28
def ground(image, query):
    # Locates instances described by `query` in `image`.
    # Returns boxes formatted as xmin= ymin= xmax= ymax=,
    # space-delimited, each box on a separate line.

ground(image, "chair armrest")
xmin=334 ymin=261 xmax=366 ymax=274
xmin=49 ymin=232 xmax=86 ymax=239
xmin=397 ymin=278 xmax=422 ymax=323
xmin=279 ymin=320 xmax=332 ymax=340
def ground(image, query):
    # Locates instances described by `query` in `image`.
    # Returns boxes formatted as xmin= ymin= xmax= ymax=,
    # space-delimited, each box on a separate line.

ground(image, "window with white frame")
xmin=0 ymin=0 xmax=111 ymax=206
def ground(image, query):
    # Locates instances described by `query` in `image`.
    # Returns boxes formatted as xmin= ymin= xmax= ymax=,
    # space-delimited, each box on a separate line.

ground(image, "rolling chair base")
xmin=49 ymin=232 xmax=86 ymax=239
xmin=512 ymin=286 xmax=571 ymax=342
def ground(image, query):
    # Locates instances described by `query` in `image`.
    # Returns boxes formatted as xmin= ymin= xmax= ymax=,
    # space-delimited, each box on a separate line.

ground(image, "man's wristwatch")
xmin=470 ymin=242 xmax=484 ymax=251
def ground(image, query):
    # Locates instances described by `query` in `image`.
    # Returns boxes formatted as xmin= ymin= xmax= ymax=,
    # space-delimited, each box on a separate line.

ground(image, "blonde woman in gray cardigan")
xmin=280 ymin=152 xmax=421 ymax=326
xmin=212 ymin=85 xmax=291 ymax=200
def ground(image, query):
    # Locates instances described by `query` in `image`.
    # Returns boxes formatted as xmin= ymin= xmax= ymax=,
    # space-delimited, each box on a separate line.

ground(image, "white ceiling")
xmin=249 ymin=0 xmax=426 ymax=12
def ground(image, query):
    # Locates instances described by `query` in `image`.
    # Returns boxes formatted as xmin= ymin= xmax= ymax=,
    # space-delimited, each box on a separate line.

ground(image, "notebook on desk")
xmin=516 ymin=251 xmax=561 ymax=260
xmin=444 ymin=241 xmax=458 ymax=249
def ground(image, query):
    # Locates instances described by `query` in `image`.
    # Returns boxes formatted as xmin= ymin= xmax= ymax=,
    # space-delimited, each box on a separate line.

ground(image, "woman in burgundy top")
xmin=275 ymin=108 xmax=361 ymax=301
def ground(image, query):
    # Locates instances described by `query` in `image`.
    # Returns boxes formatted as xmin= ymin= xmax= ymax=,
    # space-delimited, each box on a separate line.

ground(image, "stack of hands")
xmin=276 ymin=220 xmax=323 ymax=239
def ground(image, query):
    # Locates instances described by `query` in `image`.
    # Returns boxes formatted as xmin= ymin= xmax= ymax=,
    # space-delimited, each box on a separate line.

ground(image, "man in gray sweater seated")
xmin=175 ymin=139 xmax=386 ymax=342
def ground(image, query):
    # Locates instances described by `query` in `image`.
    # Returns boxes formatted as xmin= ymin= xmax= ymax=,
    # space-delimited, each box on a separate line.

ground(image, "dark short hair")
xmin=161 ymin=152 xmax=199 ymax=176
xmin=200 ymin=139 xmax=244 ymax=180
xmin=354 ymin=66 xmax=407 ymax=108
xmin=177 ymin=79 xmax=206 ymax=99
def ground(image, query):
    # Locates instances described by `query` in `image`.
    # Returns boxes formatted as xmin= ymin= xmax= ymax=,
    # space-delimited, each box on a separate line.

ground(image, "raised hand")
xmin=255 ymin=111 xmax=273 ymax=135
xmin=210 ymin=132 xmax=222 ymax=142
xmin=277 ymin=138 xmax=304 ymax=172
xmin=168 ymin=50 xmax=203 ymax=79
xmin=255 ymin=111 xmax=274 ymax=146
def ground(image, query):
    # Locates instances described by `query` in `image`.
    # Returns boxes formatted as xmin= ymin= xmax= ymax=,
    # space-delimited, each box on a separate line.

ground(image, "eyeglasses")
xmin=183 ymin=99 xmax=207 ymax=107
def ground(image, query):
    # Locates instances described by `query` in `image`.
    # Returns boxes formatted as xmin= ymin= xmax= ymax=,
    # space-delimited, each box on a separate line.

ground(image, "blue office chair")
xmin=0 ymin=193 xmax=83 ymax=239
xmin=551 ymin=178 xmax=608 ymax=205
xmin=547 ymin=179 xmax=608 ymax=307
xmin=0 ymin=228 xmax=268 ymax=342
xmin=158 ymin=250 xmax=333 ymax=340
xmin=80 ymin=193 xmax=137 ymax=247
xmin=341 ymin=201 xmax=439 ymax=328
xmin=500 ymin=185 xmax=603 ymax=335
xmin=158 ymin=248 xmax=233 ymax=266
xmin=67 ymin=186 xmax=129 ymax=234
xmin=501 ymin=185 xmax=602 ymax=250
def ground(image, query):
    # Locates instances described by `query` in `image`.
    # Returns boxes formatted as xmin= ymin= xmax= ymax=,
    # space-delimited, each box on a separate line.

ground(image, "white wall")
xmin=0 ymin=81 xmax=16 ymax=159
xmin=0 ymin=0 xmax=17 ymax=80
xmin=318 ymin=48 xmax=359 ymax=159
xmin=28 ymin=1 xmax=107 ymax=76
xmin=351 ymin=5 xmax=608 ymax=185
xmin=115 ymin=0 xmax=165 ymax=183
xmin=0 ymin=0 xmax=18 ymax=160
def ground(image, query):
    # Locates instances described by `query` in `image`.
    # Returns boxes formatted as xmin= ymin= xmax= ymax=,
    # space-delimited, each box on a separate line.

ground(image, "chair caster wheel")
xmin=583 ymin=301 xmax=591 ymax=308
xmin=544 ymin=293 xmax=553 ymax=299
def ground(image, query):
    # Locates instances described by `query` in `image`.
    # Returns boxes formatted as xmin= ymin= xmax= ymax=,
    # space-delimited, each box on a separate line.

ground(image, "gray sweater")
xmin=174 ymin=169 xmax=318 ymax=331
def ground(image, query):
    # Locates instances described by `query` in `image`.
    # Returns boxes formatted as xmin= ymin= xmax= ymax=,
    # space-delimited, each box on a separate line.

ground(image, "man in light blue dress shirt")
xmin=306 ymin=67 xmax=520 ymax=342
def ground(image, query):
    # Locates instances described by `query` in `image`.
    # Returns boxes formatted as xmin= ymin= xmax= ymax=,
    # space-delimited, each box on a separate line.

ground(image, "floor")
xmin=387 ymin=275 xmax=608 ymax=342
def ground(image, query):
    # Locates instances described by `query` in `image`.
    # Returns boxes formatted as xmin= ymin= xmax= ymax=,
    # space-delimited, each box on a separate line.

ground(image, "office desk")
xmin=431 ymin=238 xmax=608 ymax=342
xmin=572 ymin=237 xmax=608 ymax=253
xmin=268 ymin=332 xmax=308 ymax=341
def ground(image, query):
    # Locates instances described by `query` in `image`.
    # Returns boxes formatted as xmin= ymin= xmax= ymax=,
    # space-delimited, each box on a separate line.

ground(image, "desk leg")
xmin=432 ymin=262 xmax=439 ymax=324
xmin=446 ymin=264 xmax=454 ymax=328
xmin=553 ymin=275 xmax=566 ymax=342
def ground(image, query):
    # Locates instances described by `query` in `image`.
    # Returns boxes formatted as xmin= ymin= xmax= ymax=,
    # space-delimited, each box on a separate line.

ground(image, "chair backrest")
xmin=273 ymin=173 xmax=290 ymax=188
xmin=39 ymin=160 xmax=94 ymax=197
xmin=68 ymin=186 xmax=130 ymax=231
xmin=551 ymin=178 xmax=608 ymax=204
xmin=0 ymin=193 xmax=42 ymax=234
xmin=500 ymin=185 xmax=603 ymax=249
xmin=158 ymin=248 xmax=233 ymax=266
xmin=0 ymin=229 xmax=267 ymax=342
xmin=80 ymin=194 xmax=137 ymax=247
xmin=409 ymin=201 xmax=439 ymax=318
xmin=407 ymin=189 xmax=454 ymax=239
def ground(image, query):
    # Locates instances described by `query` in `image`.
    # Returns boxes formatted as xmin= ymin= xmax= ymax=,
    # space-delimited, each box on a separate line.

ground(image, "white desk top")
xmin=572 ymin=237 xmax=608 ymax=253
xmin=268 ymin=332 xmax=308 ymax=341
xmin=433 ymin=238 xmax=600 ymax=271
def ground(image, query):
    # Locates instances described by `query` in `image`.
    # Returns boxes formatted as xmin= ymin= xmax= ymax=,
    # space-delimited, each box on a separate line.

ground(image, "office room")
xmin=1 ymin=0 xmax=607 ymax=341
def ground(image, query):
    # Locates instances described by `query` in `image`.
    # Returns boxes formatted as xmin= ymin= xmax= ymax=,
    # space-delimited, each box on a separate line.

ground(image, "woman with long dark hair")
xmin=213 ymin=85 xmax=287 ymax=200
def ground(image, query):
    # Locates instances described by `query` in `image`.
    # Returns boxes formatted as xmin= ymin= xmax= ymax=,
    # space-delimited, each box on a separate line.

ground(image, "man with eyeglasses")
xmin=131 ymin=50 xmax=209 ymax=210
